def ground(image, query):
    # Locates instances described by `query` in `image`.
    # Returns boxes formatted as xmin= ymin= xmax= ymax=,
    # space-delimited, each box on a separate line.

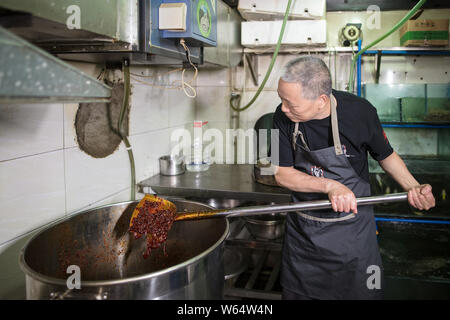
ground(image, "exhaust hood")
xmin=0 ymin=0 xmax=202 ymax=65
xmin=0 ymin=0 xmax=242 ymax=67
xmin=0 ymin=25 xmax=111 ymax=103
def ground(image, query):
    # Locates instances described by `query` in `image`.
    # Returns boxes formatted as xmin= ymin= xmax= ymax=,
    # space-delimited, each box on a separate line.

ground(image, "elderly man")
xmin=273 ymin=56 xmax=435 ymax=300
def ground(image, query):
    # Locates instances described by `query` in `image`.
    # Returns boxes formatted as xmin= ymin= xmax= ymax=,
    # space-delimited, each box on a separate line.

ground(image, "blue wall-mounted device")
xmin=159 ymin=0 xmax=217 ymax=47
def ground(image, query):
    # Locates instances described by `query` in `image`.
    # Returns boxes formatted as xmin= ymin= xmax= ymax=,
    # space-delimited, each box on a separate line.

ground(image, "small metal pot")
xmin=159 ymin=155 xmax=185 ymax=176
xmin=244 ymin=213 xmax=286 ymax=240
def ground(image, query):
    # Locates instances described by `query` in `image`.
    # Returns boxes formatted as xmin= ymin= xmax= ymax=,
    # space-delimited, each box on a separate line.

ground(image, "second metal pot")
xmin=244 ymin=213 xmax=286 ymax=240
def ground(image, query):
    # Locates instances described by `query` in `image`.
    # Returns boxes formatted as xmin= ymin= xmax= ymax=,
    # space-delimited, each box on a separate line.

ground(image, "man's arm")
xmin=378 ymin=152 xmax=435 ymax=210
xmin=275 ymin=166 xmax=358 ymax=213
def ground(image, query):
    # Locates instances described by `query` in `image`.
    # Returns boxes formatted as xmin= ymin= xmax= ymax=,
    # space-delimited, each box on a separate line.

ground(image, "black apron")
xmin=280 ymin=94 xmax=383 ymax=300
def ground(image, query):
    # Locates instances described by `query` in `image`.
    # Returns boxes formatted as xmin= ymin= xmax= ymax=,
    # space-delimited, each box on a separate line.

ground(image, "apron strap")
xmin=330 ymin=94 xmax=343 ymax=156
xmin=292 ymin=94 xmax=342 ymax=155
xmin=292 ymin=122 xmax=310 ymax=152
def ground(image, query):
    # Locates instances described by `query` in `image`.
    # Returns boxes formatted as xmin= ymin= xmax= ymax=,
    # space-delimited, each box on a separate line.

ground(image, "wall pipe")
xmin=357 ymin=39 xmax=362 ymax=97
xmin=230 ymin=0 xmax=293 ymax=112
xmin=119 ymin=60 xmax=136 ymax=201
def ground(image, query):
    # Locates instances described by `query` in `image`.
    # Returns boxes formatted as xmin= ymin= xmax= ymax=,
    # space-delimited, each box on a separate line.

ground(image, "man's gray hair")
xmin=281 ymin=56 xmax=332 ymax=100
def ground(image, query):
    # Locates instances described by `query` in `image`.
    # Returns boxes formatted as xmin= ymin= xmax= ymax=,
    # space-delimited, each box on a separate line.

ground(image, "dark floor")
xmin=225 ymin=219 xmax=450 ymax=300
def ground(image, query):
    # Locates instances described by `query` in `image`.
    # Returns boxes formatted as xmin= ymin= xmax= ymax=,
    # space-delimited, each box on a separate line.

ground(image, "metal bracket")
xmin=375 ymin=51 xmax=382 ymax=84
xmin=245 ymin=53 xmax=259 ymax=86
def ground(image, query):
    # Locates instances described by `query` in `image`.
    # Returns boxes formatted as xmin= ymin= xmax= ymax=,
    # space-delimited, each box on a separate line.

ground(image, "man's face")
xmin=277 ymin=79 xmax=324 ymax=122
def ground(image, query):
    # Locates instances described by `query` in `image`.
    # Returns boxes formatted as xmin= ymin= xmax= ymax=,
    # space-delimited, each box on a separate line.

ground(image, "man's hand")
xmin=326 ymin=181 xmax=358 ymax=214
xmin=407 ymin=184 xmax=435 ymax=211
xmin=379 ymin=153 xmax=436 ymax=212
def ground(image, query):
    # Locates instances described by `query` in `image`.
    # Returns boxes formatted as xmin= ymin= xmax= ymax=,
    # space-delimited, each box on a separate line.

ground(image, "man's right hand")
xmin=326 ymin=180 xmax=358 ymax=214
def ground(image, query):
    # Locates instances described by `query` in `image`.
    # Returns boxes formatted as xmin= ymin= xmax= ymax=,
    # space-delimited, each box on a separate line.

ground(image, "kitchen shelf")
xmin=244 ymin=46 xmax=351 ymax=54
xmin=244 ymin=45 xmax=450 ymax=88
xmin=357 ymin=46 xmax=450 ymax=94
xmin=243 ymin=46 xmax=450 ymax=55
xmin=363 ymin=47 xmax=450 ymax=56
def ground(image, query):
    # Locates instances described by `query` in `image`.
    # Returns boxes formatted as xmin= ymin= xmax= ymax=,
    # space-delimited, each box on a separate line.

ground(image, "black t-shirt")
xmin=272 ymin=89 xmax=393 ymax=183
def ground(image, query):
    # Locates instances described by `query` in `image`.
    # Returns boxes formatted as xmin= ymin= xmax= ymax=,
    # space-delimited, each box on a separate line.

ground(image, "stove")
xmin=223 ymin=218 xmax=284 ymax=300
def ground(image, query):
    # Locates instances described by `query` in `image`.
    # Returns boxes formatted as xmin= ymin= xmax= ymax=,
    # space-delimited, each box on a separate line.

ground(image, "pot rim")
xmin=244 ymin=216 xmax=285 ymax=226
xmin=19 ymin=199 xmax=229 ymax=287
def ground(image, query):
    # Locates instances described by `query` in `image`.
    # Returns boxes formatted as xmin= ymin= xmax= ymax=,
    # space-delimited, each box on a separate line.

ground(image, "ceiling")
xmin=222 ymin=0 xmax=450 ymax=11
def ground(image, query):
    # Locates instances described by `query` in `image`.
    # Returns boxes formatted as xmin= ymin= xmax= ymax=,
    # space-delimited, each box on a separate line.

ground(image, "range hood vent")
xmin=0 ymin=26 xmax=111 ymax=103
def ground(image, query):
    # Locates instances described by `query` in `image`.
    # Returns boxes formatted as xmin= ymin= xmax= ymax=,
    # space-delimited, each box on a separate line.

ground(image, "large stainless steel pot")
xmin=19 ymin=200 xmax=229 ymax=300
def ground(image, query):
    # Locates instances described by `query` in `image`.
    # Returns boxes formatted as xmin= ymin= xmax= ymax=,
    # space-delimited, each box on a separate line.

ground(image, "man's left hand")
xmin=407 ymin=184 xmax=435 ymax=211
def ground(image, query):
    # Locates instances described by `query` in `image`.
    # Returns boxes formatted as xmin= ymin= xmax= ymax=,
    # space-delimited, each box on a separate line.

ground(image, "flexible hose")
xmin=118 ymin=60 xmax=136 ymax=201
xmin=347 ymin=0 xmax=427 ymax=93
xmin=230 ymin=0 xmax=293 ymax=112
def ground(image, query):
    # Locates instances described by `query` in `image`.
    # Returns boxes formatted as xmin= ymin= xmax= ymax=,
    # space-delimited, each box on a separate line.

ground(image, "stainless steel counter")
xmin=138 ymin=164 xmax=291 ymax=203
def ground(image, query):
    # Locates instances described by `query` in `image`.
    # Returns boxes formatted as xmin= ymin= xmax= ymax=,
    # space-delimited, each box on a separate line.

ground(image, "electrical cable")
xmin=347 ymin=0 xmax=427 ymax=93
xmin=333 ymin=47 xmax=337 ymax=88
xmin=96 ymin=67 xmax=106 ymax=81
xmin=130 ymin=74 xmax=185 ymax=90
xmin=131 ymin=41 xmax=198 ymax=97
xmin=230 ymin=0 xmax=293 ymax=113
xmin=180 ymin=38 xmax=198 ymax=98
xmin=130 ymin=67 xmax=183 ymax=78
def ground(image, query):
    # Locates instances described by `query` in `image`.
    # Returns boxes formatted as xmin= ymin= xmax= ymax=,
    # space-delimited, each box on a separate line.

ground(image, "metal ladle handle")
xmin=175 ymin=193 xmax=408 ymax=221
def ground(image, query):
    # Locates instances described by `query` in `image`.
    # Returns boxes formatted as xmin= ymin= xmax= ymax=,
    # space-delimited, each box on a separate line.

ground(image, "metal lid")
xmin=224 ymin=248 xmax=249 ymax=280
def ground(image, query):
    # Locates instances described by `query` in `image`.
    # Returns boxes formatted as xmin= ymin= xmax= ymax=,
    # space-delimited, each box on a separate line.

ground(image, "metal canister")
xmin=159 ymin=155 xmax=185 ymax=176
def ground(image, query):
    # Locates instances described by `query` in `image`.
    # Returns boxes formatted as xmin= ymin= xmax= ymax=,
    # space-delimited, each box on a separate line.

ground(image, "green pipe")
xmin=230 ymin=0 xmax=293 ymax=112
xmin=118 ymin=60 xmax=136 ymax=201
xmin=347 ymin=0 xmax=427 ymax=93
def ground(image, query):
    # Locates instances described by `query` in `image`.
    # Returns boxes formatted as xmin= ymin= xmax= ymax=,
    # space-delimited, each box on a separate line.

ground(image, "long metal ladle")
xmin=130 ymin=192 xmax=408 ymax=226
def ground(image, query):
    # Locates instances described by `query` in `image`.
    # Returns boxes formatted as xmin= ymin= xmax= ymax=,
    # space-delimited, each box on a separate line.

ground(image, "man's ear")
xmin=317 ymin=94 xmax=329 ymax=110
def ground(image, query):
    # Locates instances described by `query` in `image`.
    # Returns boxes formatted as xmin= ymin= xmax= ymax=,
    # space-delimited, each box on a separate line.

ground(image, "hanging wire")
xmin=130 ymin=67 xmax=183 ymax=78
xmin=179 ymin=38 xmax=198 ymax=98
xmin=128 ymin=40 xmax=199 ymax=98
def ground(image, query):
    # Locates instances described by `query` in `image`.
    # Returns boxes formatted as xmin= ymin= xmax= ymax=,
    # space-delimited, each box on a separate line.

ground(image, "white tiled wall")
xmin=195 ymin=68 xmax=234 ymax=164
xmin=0 ymin=150 xmax=66 ymax=242
xmin=0 ymin=63 xmax=196 ymax=299
xmin=0 ymin=103 xmax=63 ymax=160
